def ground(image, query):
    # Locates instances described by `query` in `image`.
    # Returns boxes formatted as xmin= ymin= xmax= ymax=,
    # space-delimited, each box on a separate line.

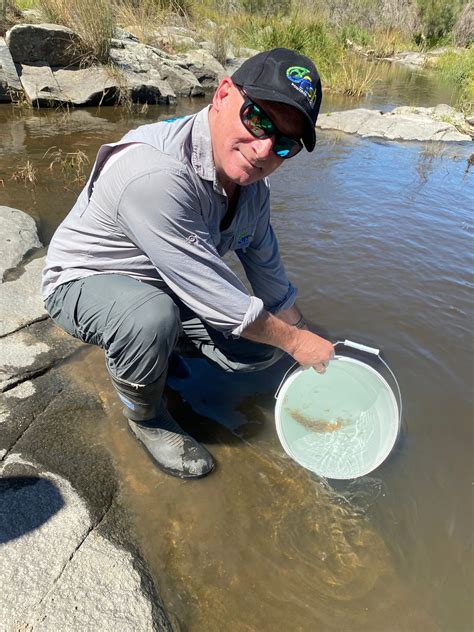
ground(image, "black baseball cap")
xmin=231 ymin=48 xmax=322 ymax=152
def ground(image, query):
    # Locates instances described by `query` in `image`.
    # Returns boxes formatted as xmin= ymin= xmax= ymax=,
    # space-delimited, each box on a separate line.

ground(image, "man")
xmin=42 ymin=48 xmax=334 ymax=480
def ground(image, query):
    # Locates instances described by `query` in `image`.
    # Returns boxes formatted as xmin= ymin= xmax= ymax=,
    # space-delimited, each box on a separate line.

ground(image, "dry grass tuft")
xmin=44 ymin=146 xmax=90 ymax=185
xmin=38 ymin=0 xmax=115 ymax=63
xmin=10 ymin=160 xmax=37 ymax=186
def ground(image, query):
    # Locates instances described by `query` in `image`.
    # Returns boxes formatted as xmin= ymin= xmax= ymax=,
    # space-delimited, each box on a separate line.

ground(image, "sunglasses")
xmin=238 ymin=89 xmax=303 ymax=160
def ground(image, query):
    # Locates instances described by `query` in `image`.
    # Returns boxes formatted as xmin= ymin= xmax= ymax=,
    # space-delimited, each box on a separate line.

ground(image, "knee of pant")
xmin=122 ymin=295 xmax=179 ymax=355
xmin=133 ymin=295 xmax=180 ymax=349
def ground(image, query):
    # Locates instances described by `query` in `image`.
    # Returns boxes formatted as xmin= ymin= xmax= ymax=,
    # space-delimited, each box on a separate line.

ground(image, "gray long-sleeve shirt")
xmin=42 ymin=106 xmax=297 ymax=336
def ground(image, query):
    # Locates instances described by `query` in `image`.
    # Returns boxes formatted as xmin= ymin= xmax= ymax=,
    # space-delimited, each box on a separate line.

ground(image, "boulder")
xmin=17 ymin=62 xmax=119 ymax=106
xmin=0 ymin=206 xmax=41 ymax=281
xmin=153 ymin=25 xmax=200 ymax=50
xmin=158 ymin=60 xmax=204 ymax=97
xmin=110 ymin=40 xmax=200 ymax=99
xmin=317 ymin=106 xmax=472 ymax=142
xmin=6 ymin=23 xmax=82 ymax=67
xmin=0 ymin=456 xmax=170 ymax=631
xmin=176 ymin=49 xmax=225 ymax=89
xmin=0 ymin=257 xmax=47 ymax=336
xmin=0 ymin=37 xmax=22 ymax=102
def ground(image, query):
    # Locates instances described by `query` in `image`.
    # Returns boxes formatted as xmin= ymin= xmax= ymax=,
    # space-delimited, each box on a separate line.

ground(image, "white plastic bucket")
xmin=274 ymin=340 xmax=402 ymax=480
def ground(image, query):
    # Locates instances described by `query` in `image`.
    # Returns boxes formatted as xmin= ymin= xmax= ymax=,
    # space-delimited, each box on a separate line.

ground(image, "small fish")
xmin=285 ymin=408 xmax=344 ymax=433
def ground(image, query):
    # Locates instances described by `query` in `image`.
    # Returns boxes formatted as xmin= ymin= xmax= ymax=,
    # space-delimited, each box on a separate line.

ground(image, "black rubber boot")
xmin=108 ymin=370 xmax=214 ymax=479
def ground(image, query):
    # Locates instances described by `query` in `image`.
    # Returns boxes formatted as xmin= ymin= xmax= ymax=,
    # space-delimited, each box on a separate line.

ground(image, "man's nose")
xmin=253 ymin=136 xmax=274 ymax=161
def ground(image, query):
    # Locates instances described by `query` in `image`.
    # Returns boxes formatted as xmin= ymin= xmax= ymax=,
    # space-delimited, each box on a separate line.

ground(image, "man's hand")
xmin=286 ymin=329 xmax=334 ymax=373
xmin=241 ymin=311 xmax=334 ymax=373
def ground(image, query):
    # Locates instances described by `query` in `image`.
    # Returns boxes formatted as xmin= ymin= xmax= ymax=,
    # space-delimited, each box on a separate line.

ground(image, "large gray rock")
xmin=176 ymin=48 xmax=225 ymax=89
xmin=17 ymin=62 xmax=119 ymax=106
xmin=386 ymin=46 xmax=463 ymax=68
xmin=0 ymin=36 xmax=22 ymax=102
xmin=0 ymin=257 xmax=47 ymax=336
xmin=0 ymin=456 xmax=92 ymax=627
xmin=0 ymin=456 xmax=167 ymax=631
xmin=6 ymin=23 xmax=82 ymax=66
xmin=110 ymin=40 xmax=201 ymax=99
xmin=317 ymin=106 xmax=472 ymax=142
xmin=29 ymin=530 xmax=159 ymax=630
xmin=0 ymin=206 xmax=41 ymax=281
xmin=152 ymin=25 xmax=201 ymax=51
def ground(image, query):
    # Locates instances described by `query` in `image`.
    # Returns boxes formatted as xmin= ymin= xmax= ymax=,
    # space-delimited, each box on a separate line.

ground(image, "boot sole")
xmin=127 ymin=425 xmax=215 ymax=480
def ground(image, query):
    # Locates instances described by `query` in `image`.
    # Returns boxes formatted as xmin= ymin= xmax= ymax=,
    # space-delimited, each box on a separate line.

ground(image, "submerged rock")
xmin=317 ymin=105 xmax=472 ymax=142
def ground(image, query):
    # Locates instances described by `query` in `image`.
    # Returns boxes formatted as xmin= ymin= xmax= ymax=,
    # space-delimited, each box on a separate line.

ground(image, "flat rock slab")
xmin=0 ymin=206 xmax=41 ymax=281
xmin=318 ymin=105 xmax=472 ymax=142
xmin=0 ymin=36 xmax=22 ymax=102
xmin=0 ymin=457 xmax=166 ymax=631
xmin=0 ymin=256 xmax=47 ymax=336
xmin=17 ymin=62 xmax=119 ymax=106
xmin=0 ymin=371 xmax=66 ymax=459
xmin=0 ymin=318 xmax=83 ymax=391
xmin=0 ymin=456 xmax=92 ymax=627
xmin=6 ymin=23 xmax=82 ymax=66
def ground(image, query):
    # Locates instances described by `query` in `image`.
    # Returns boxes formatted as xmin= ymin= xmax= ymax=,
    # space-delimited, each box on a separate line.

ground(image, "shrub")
xmin=415 ymin=0 xmax=466 ymax=46
xmin=453 ymin=1 xmax=474 ymax=46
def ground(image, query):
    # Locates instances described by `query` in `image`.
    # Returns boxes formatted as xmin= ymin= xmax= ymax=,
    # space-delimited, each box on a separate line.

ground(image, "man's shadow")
xmin=166 ymin=354 xmax=294 ymax=444
xmin=0 ymin=476 xmax=64 ymax=544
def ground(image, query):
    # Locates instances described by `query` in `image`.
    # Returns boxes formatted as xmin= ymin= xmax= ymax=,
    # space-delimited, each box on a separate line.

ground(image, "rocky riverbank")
xmin=0 ymin=21 xmax=256 ymax=106
xmin=0 ymin=206 xmax=172 ymax=630
xmin=318 ymin=104 xmax=473 ymax=142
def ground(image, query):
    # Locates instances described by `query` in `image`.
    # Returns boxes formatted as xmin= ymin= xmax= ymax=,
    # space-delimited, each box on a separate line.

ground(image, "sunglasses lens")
xmin=241 ymin=103 xmax=274 ymax=138
xmin=240 ymin=94 xmax=303 ymax=160
xmin=273 ymin=138 xmax=301 ymax=159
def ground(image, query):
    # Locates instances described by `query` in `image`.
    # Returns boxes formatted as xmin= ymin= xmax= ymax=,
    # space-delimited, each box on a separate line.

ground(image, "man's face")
xmin=209 ymin=79 xmax=306 ymax=190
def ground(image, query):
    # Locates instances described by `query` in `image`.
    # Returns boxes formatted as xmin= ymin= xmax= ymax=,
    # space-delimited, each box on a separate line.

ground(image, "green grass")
xmin=436 ymin=46 xmax=474 ymax=114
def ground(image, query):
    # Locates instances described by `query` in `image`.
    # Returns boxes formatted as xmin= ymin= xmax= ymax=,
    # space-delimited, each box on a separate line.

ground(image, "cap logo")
xmin=286 ymin=66 xmax=317 ymax=107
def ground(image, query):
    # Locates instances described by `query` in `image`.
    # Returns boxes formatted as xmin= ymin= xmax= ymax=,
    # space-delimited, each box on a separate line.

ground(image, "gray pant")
xmin=45 ymin=274 xmax=283 ymax=385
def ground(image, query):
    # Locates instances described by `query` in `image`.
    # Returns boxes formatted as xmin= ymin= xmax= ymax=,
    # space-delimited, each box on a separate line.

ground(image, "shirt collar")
xmin=191 ymin=105 xmax=227 ymax=196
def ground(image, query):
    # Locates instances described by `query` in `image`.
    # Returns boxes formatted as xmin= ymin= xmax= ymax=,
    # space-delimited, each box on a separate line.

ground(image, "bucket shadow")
xmin=0 ymin=476 xmax=64 ymax=544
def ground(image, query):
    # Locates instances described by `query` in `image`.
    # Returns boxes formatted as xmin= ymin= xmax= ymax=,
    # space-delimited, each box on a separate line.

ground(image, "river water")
xmin=1 ymin=62 xmax=472 ymax=631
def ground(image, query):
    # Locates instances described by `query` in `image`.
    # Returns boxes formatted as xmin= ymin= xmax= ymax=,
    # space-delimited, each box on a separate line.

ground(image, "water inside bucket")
xmin=278 ymin=359 xmax=399 ymax=479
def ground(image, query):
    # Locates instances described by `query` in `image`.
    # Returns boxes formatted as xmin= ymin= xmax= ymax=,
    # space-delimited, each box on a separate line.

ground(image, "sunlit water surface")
xmin=1 ymin=62 xmax=472 ymax=631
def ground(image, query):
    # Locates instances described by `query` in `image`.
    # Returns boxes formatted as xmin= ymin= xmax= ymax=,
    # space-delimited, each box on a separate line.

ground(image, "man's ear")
xmin=212 ymin=77 xmax=234 ymax=111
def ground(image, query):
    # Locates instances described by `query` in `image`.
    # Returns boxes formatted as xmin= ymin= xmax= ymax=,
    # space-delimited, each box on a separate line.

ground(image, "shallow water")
xmin=1 ymin=62 xmax=472 ymax=631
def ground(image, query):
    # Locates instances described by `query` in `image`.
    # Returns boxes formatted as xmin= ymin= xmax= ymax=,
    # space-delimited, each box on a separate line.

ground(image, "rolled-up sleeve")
xmin=116 ymin=166 xmax=264 ymax=336
xmin=237 ymin=187 xmax=297 ymax=314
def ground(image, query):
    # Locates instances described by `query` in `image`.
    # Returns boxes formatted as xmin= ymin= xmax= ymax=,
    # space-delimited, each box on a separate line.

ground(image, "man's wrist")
xmin=292 ymin=315 xmax=307 ymax=329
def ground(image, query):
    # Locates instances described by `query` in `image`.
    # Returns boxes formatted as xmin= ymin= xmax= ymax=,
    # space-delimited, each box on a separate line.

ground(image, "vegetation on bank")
xmin=436 ymin=47 xmax=474 ymax=114
xmin=1 ymin=0 xmax=473 ymax=103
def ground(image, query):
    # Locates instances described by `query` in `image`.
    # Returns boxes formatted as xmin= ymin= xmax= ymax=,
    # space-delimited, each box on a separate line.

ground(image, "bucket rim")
xmin=274 ymin=356 xmax=400 ymax=479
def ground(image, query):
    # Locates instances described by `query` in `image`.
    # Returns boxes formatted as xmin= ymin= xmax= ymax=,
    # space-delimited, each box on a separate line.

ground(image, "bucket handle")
xmin=274 ymin=361 xmax=300 ymax=400
xmin=274 ymin=339 xmax=403 ymax=426
xmin=334 ymin=340 xmax=403 ymax=425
